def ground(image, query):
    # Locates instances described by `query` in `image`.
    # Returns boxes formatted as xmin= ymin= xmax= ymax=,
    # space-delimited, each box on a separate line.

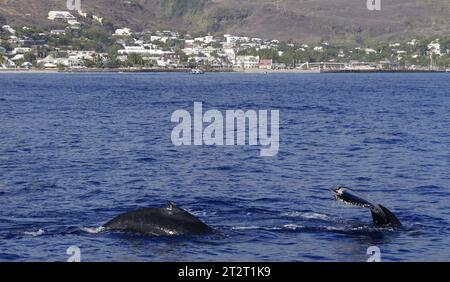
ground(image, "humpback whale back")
xmin=103 ymin=202 xmax=213 ymax=236
xmin=333 ymin=187 xmax=402 ymax=228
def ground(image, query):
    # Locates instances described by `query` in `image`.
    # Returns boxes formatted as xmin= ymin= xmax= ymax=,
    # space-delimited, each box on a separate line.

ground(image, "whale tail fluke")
xmin=333 ymin=187 xmax=402 ymax=228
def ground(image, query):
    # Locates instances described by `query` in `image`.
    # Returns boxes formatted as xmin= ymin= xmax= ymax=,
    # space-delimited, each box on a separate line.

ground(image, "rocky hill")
xmin=1 ymin=0 xmax=449 ymax=43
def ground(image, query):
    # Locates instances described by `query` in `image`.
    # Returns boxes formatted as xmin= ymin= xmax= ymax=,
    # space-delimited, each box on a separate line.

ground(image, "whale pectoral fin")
xmin=370 ymin=204 xmax=402 ymax=228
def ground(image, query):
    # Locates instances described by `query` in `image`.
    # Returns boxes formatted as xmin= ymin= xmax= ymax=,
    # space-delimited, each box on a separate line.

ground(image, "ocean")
xmin=0 ymin=72 xmax=449 ymax=261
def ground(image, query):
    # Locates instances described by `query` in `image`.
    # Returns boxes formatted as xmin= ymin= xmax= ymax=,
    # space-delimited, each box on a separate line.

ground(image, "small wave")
xmin=320 ymin=225 xmax=395 ymax=233
xmin=136 ymin=157 xmax=156 ymax=163
xmin=24 ymin=229 xmax=45 ymax=237
xmin=204 ymin=165 xmax=235 ymax=171
xmin=191 ymin=210 xmax=217 ymax=217
xmin=363 ymin=137 xmax=403 ymax=144
xmin=232 ymin=225 xmax=305 ymax=231
xmin=81 ymin=226 xmax=105 ymax=234
xmin=282 ymin=211 xmax=329 ymax=220
xmin=231 ymin=226 xmax=260 ymax=230
xmin=230 ymin=224 xmax=393 ymax=234
xmin=282 ymin=224 xmax=304 ymax=230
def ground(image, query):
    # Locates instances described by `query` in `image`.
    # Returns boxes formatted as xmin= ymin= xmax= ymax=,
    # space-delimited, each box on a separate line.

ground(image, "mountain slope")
xmin=1 ymin=0 xmax=449 ymax=42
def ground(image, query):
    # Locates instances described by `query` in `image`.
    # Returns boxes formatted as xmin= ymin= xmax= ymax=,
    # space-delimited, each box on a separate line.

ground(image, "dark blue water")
xmin=1 ymin=73 xmax=449 ymax=261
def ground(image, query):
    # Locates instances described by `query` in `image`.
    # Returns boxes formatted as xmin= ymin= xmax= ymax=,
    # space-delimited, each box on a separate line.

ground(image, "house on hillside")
xmin=118 ymin=46 xmax=164 ymax=57
xmin=157 ymin=52 xmax=181 ymax=67
xmin=235 ymin=56 xmax=259 ymax=69
xmin=51 ymin=30 xmax=66 ymax=36
xmin=48 ymin=11 xmax=76 ymax=22
xmin=208 ymin=57 xmax=225 ymax=68
xmin=93 ymin=15 xmax=104 ymax=24
xmin=12 ymin=47 xmax=31 ymax=55
xmin=11 ymin=54 xmax=24 ymax=62
xmin=259 ymin=59 xmax=273 ymax=70
xmin=2 ymin=25 xmax=16 ymax=34
xmin=114 ymin=28 xmax=133 ymax=37
xmin=224 ymin=35 xmax=250 ymax=44
xmin=21 ymin=62 xmax=33 ymax=69
xmin=272 ymin=62 xmax=287 ymax=69
xmin=67 ymin=20 xmax=81 ymax=29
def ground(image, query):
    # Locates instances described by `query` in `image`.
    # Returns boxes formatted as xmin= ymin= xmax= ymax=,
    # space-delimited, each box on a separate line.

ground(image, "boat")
xmin=190 ymin=69 xmax=204 ymax=74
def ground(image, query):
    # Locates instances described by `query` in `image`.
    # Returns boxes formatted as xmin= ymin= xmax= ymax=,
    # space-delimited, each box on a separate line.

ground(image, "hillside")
xmin=1 ymin=0 xmax=450 ymax=43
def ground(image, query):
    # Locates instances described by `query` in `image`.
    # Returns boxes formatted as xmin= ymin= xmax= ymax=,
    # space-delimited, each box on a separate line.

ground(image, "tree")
xmin=259 ymin=49 xmax=279 ymax=60
xmin=57 ymin=64 xmax=66 ymax=71
xmin=83 ymin=54 xmax=104 ymax=68
xmin=106 ymin=57 xmax=121 ymax=68
xmin=280 ymin=49 xmax=294 ymax=66
xmin=105 ymin=44 xmax=123 ymax=68
xmin=176 ymin=50 xmax=188 ymax=62
xmin=126 ymin=54 xmax=144 ymax=66
xmin=23 ymin=52 xmax=37 ymax=64
xmin=0 ymin=15 xmax=6 ymax=26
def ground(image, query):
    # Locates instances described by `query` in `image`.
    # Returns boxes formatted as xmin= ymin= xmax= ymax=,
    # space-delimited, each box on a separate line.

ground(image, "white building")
xmin=222 ymin=48 xmax=236 ymax=63
xmin=114 ymin=28 xmax=132 ymax=37
xmin=21 ymin=62 xmax=33 ymax=69
xmin=67 ymin=51 xmax=103 ymax=67
xmin=10 ymin=54 xmax=24 ymax=61
xmin=234 ymin=55 xmax=260 ymax=69
xmin=224 ymin=35 xmax=250 ymax=44
xmin=93 ymin=15 xmax=104 ymax=24
xmin=12 ymin=47 xmax=31 ymax=54
xmin=150 ymin=35 xmax=170 ymax=43
xmin=39 ymin=55 xmax=69 ymax=67
xmin=77 ymin=10 xmax=88 ymax=18
xmin=118 ymin=46 xmax=164 ymax=57
xmin=364 ymin=48 xmax=377 ymax=54
xmin=51 ymin=29 xmax=66 ymax=35
xmin=204 ymin=35 xmax=215 ymax=44
xmin=67 ymin=20 xmax=81 ymax=29
xmin=428 ymin=40 xmax=441 ymax=56
xmin=313 ymin=46 xmax=324 ymax=52
xmin=407 ymin=39 xmax=418 ymax=46
xmin=68 ymin=51 xmax=96 ymax=60
xmin=48 ymin=11 xmax=76 ymax=21
xmin=389 ymin=43 xmax=401 ymax=48
xmin=2 ymin=25 xmax=16 ymax=34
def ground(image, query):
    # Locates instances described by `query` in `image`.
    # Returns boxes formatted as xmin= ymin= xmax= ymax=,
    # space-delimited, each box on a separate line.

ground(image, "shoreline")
xmin=0 ymin=68 xmax=448 ymax=74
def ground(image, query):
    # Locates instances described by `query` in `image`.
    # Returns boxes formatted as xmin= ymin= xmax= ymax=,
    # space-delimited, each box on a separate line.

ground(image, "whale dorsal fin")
xmin=167 ymin=201 xmax=177 ymax=210
xmin=166 ymin=202 xmax=189 ymax=214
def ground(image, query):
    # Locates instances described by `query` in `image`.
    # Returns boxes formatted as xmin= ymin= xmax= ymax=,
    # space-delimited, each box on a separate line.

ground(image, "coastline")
xmin=0 ymin=68 xmax=448 ymax=74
